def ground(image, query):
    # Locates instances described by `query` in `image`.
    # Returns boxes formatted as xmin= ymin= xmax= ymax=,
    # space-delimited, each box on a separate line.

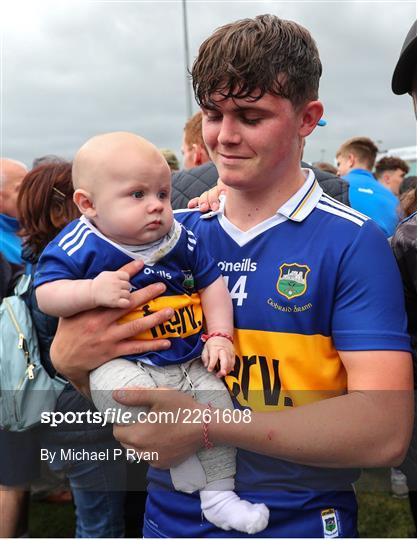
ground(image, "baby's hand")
xmin=91 ymin=271 xmax=132 ymax=308
xmin=202 ymin=337 xmax=235 ymax=378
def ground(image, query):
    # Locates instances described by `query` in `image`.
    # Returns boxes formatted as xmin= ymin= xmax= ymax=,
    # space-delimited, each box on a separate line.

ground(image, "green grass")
xmin=29 ymin=469 xmax=415 ymax=538
xmin=29 ymin=500 xmax=75 ymax=538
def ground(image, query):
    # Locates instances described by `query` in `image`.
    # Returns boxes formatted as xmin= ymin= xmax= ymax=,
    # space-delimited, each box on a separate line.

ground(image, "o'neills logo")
xmin=218 ymin=258 xmax=257 ymax=273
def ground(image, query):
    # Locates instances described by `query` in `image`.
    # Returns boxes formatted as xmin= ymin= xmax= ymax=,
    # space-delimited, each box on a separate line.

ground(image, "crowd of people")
xmin=1 ymin=13 xmax=417 ymax=539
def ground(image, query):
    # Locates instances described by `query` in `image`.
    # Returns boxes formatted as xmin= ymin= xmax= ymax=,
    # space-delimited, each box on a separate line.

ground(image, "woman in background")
xmin=392 ymin=184 xmax=417 ymax=532
xmin=17 ymin=162 xmax=127 ymax=538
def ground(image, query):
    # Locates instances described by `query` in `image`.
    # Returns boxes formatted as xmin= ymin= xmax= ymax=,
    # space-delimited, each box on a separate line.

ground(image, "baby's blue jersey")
xmin=145 ymin=170 xmax=411 ymax=537
xmin=35 ymin=217 xmax=221 ymax=366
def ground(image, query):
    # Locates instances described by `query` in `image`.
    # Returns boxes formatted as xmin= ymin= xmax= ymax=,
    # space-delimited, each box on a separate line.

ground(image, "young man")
xmin=336 ymin=137 xmax=400 ymax=236
xmin=181 ymin=112 xmax=210 ymax=170
xmin=374 ymin=156 xmax=409 ymax=197
xmin=51 ymin=15 xmax=413 ymax=537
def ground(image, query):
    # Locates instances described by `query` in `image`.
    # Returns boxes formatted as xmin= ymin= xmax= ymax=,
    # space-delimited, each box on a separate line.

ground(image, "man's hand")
xmin=113 ymin=387 xmax=205 ymax=468
xmin=202 ymin=337 xmax=235 ymax=378
xmin=50 ymin=260 xmax=173 ymax=396
xmin=187 ymin=181 xmax=227 ymax=212
xmin=91 ymin=270 xmax=131 ymax=308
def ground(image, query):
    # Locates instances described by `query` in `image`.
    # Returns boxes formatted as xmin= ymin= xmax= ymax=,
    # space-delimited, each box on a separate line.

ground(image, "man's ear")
xmin=298 ymin=100 xmax=325 ymax=137
xmin=347 ymin=153 xmax=356 ymax=169
xmin=193 ymin=144 xmax=203 ymax=167
xmin=73 ymin=189 xmax=96 ymax=218
xmin=381 ymin=172 xmax=391 ymax=185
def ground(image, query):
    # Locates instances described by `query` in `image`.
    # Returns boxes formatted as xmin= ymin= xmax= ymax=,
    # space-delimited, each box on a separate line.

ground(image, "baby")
xmin=35 ymin=132 xmax=269 ymax=534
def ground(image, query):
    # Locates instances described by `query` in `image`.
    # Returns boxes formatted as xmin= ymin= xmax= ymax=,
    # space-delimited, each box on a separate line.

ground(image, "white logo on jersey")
xmin=218 ymin=258 xmax=257 ymax=273
xmin=144 ymin=267 xmax=172 ymax=280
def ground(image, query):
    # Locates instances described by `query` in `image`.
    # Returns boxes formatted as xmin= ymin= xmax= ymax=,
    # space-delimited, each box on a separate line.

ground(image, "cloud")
xmin=2 ymin=1 xmax=416 ymax=167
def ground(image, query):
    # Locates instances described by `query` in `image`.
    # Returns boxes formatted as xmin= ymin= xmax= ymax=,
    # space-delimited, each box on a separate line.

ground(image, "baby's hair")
xmin=18 ymin=162 xmax=80 ymax=256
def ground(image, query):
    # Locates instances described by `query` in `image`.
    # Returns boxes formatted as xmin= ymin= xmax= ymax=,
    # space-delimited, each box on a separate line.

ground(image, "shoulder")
xmin=48 ymin=218 xmax=85 ymax=247
xmin=173 ymin=209 xmax=210 ymax=234
xmin=315 ymin=192 xmax=369 ymax=230
xmin=392 ymin=212 xmax=417 ymax=252
xmin=301 ymin=163 xmax=350 ymax=205
xmin=171 ymin=162 xmax=218 ymax=210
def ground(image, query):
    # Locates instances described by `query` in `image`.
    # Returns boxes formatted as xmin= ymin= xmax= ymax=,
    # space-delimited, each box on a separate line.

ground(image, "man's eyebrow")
xmin=202 ymin=104 xmax=220 ymax=112
xmin=202 ymin=104 xmax=269 ymax=113
xmin=232 ymin=105 xmax=269 ymax=113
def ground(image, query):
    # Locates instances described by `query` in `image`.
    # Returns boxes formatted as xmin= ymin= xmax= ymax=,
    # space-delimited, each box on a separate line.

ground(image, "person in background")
xmin=390 ymin=18 xmax=417 ymax=532
xmin=0 ymin=157 xmax=30 ymax=538
xmin=181 ymin=111 xmax=210 ymax=169
xmin=17 ymin=162 xmax=127 ymax=537
xmin=160 ymin=148 xmax=180 ymax=171
xmin=312 ymin=161 xmax=338 ymax=175
xmin=374 ymin=156 xmax=409 ymax=197
xmin=0 ymin=158 xmax=28 ymax=265
xmin=32 ymin=154 xmax=66 ymax=168
xmin=400 ymin=175 xmax=417 ymax=197
xmin=336 ymin=136 xmax=400 ymax=236
xmin=400 ymin=181 xmax=417 ymax=218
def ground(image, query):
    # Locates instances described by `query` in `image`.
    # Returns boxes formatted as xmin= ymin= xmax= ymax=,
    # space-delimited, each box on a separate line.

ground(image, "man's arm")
xmin=50 ymin=260 xmax=174 ymax=397
xmin=213 ymin=350 xmax=413 ymax=467
xmin=113 ymin=350 xmax=413 ymax=469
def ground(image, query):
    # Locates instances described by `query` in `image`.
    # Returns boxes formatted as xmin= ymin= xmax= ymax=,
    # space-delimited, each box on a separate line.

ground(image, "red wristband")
xmin=201 ymin=332 xmax=234 ymax=344
xmin=202 ymin=403 xmax=214 ymax=450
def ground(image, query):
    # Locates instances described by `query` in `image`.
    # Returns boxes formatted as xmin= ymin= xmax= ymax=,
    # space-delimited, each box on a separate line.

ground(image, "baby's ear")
xmin=73 ymin=189 xmax=96 ymax=218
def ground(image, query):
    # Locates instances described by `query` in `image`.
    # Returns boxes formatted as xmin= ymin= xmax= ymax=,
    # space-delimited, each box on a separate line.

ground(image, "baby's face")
xmin=91 ymin=152 xmax=173 ymax=245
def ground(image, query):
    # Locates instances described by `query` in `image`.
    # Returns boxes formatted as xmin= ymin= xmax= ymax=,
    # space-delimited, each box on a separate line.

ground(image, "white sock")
xmin=170 ymin=455 xmax=207 ymax=493
xmin=200 ymin=480 xmax=269 ymax=534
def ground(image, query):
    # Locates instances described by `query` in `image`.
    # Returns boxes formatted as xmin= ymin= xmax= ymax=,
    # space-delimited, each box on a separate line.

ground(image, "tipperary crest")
xmin=182 ymin=270 xmax=195 ymax=291
xmin=277 ymin=263 xmax=310 ymax=300
xmin=321 ymin=509 xmax=339 ymax=538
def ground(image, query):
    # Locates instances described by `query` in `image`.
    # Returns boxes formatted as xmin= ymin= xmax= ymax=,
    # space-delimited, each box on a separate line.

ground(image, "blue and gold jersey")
xmin=145 ymin=169 xmax=411 ymax=537
xmin=176 ymin=171 xmax=410 ymax=414
xmin=35 ymin=217 xmax=221 ymax=366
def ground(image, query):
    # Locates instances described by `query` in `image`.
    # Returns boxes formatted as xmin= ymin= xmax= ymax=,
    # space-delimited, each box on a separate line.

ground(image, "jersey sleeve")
xmin=332 ymin=219 xmax=411 ymax=352
xmin=34 ymin=241 xmax=82 ymax=288
xmin=184 ymin=227 xmax=221 ymax=290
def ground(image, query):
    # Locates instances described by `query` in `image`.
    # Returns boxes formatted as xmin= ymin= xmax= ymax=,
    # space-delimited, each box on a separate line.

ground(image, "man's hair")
xmin=374 ymin=156 xmax=409 ymax=179
xmin=192 ymin=14 xmax=322 ymax=109
xmin=337 ymin=137 xmax=379 ymax=170
xmin=184 ymin=112 xmax=204 ymax=147
xmin=17 ymin=162 xmax=80 ymax=257
xmin=160 ymin=148 xmax=180 ymax=171
xmin=400 ymin=184 xmax=417 ymax=217
xmin=399 ymin=175 xmax=417 ymax=196
xmin=313 ymin=162 xmax=338 ymax=175
xmin=32 ymin=154 xmax=66 ymax=169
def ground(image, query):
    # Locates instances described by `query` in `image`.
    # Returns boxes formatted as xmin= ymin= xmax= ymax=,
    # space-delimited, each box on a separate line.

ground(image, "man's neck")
xmin=224 ymin=168 xmax=307 ymax=231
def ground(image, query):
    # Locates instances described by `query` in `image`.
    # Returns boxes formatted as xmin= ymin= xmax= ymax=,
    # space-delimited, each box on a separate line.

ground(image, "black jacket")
xmin=391 ymin=213 xmax=417 ymax=487
xmin=171 ymin=161 xmax=350 ymax=210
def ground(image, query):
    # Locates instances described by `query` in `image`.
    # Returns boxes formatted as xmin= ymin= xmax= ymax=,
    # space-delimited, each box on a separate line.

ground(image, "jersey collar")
xmin=278 ymin=168 xmax=323 ymax=222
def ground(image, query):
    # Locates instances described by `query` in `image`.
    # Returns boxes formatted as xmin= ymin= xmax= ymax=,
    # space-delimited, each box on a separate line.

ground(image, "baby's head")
xmin=72 ymin=132 xmax=173 ymax=245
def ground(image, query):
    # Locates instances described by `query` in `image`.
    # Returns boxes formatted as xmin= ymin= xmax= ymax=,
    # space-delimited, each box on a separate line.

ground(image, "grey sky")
xmin=2 ymin=0 xmax=416 ymax=168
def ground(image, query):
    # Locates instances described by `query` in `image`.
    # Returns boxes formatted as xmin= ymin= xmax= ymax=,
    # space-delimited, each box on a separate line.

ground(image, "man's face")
xmin=201 ymin=92 xmax=305 ymax=191
xmin=181 ymin=133 xmax=195 ymax=170
xmin=0 ymin=163 xmax=27 ymax=218
xmin=384 ymin=168 xmax=406 ymax=196
xmin=336 ymin=153 xmax=354 ymax=177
